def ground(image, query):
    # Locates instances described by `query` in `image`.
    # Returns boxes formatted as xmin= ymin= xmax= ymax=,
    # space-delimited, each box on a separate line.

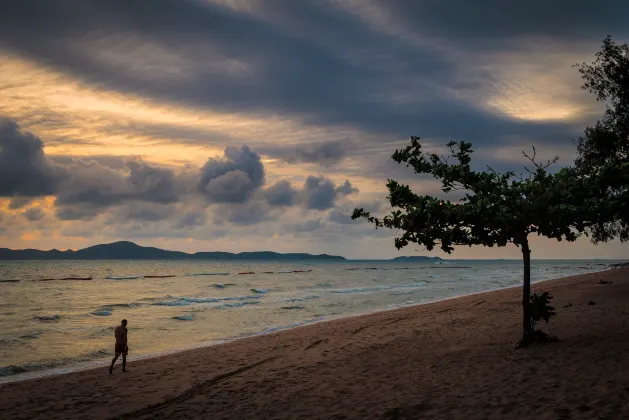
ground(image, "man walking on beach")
xmin=109 ymin=319 xmax=128 ymax=374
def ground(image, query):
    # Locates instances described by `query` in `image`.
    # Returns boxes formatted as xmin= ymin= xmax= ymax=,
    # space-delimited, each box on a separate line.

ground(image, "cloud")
xmin=261 ymin=140 xmax=349 ymax=165
xmin=300 ymin=176 xmax=358 ymax=210
xmin=175 ymin=211 xmax=207 ymax=229
xmin=213 ymin=201 xmax=277 ymax=226
xmin=2 ymin=3 xmax=629 ymax=258
xmin=1 ymin=0 xmax=613 ymax=156
xmin=198 ymin=145 xmax=265 ymax=203
xmin=0 ymin=119 xmax=60 ymax=197
xmin=367 ymin=1 xmax=629 ymax=44
xmin=126 ymin=159 xmax=187 ymax=204
xmin=9 ymin=197 xmax=34 ymax=210
xmin=263 ymin=180 xmax=298 ymax=207
xmin=22 ymin=207 xmax=44 ymax=222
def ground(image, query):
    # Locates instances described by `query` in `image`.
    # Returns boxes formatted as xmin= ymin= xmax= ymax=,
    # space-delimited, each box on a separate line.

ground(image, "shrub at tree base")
xmin=522 ymin=292 xmax=557 ymax=347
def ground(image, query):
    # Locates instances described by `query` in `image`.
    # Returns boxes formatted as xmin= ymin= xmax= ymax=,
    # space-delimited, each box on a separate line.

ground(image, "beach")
xmin=1 ymin=268 xmax=628 ymax=419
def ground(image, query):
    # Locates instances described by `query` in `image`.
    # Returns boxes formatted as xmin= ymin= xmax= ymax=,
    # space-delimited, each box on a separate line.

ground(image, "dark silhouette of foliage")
xmin=530 ymin=292 xmax=556 ymax=328
xmin=574 ymin=36 xmax=629 ymax=243
xmin=353 ymin=36 xmax=628 ymax=348
xmin=523 ymin=291 xmax=557 ymax=346
xmin=352 ymin=138 xmax=584 ymax=347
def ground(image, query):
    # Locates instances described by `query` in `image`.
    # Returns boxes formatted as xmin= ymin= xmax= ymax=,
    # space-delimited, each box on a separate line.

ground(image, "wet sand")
xmin=1 ymin=268 xmax=628 ymax=419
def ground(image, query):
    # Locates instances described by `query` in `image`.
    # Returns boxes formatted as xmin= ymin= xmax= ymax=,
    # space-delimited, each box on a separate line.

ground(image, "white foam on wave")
xmin=278 ymin=294 xmax=321 ymax=303
xmin=90 ymin=308 xmax=112 ymax=316
xmin=152 ymin=294 xmax=261 ymax=307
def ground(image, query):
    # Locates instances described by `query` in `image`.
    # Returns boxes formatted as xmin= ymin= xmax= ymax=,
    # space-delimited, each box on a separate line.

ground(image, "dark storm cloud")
xmin=214 ymin=201 xmax=276 ymax=226
xmin=300 ymin=176 xmax=358 ymax=211
xmin=197 ymin=145 xmax=265 ymax=203
xmin=126 ymin=159 xmax=185 ymax=204
xmin=259 ymin=141 xmax=349 ymax=165
xmin=22 ymin=207 xmax=44 ymax=222
xmin=50 ymin=155 xmax=129 ymax=170
xmin=0 ymin=119 xmax=60 ymax=197
xmin=8 ymin=197 xmax=34 ymax=210
xmin=263 ymin=181 xmax=298 ymax=207
xmin=2 ymin=119 xmax=357 ymax=228
xmin=1 ymin=0 xmax=616 ymax=152
xmin=378 ymin=0 xmax=629 ymax=44
xmin=53 ymin=158 xmax=186 ymax=211
xmin=175 ymin=211 xmax=207 ymax=229
xmin=263 ymin=177 xmax=358 ymax=210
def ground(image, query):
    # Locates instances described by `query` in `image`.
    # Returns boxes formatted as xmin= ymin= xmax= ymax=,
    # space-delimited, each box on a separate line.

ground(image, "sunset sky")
xmin=1 ymin=0 xmax=628 ymax=259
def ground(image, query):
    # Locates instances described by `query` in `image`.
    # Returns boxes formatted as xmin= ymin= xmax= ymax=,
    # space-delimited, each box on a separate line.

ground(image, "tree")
xmin=574 ymin=36 xmax=629 ymax=243
xmin=352 ymin=138 xmax=585 ymax=347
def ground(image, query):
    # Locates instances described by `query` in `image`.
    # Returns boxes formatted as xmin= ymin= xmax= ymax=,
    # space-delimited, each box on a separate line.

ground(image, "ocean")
xmin=0 ymin=259 xmax=618 ymax=383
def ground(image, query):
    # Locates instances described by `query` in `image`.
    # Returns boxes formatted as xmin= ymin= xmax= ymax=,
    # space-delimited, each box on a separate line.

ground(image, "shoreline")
xmin=1 ymin=268 xmax=627 ymax=419
xmin=0 ymin=266 xmax=612 ymax=385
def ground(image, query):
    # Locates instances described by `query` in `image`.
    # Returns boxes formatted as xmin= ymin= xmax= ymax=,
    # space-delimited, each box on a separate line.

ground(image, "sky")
xmin=0 ymin=0 xmax=628 ymax=259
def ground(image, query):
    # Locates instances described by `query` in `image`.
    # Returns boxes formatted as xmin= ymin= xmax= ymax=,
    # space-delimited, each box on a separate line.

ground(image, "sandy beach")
xmin=1 ymin=268 xmax=628 ymax=419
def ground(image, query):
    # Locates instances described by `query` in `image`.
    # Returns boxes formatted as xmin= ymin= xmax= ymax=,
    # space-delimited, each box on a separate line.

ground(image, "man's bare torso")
xmin=115 ymin=326 xmax=127 ymax=345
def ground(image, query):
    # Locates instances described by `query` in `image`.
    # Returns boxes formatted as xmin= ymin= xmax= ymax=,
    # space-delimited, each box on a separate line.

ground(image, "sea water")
xmin=0 ymin=259 xmax=619 ymax=383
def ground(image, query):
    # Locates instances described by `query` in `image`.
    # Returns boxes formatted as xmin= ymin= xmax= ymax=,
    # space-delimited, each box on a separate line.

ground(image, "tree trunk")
xmin=519 ymin=239 xmax=533 ymax=347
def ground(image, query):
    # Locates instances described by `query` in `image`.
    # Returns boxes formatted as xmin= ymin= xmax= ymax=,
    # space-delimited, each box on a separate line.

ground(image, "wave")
xmin=0 ymin=365 xmax=28 ymax=377
xmin=172 ymin=314 xmax=195 ymax=321
xmin=329 ymin=282 xmax=426 ymax=294
xmin=91 ymin=308 xmax=112 ymax=316
xmin=0 ymin=279 xmax=20 ymax=283
xmin=280 ymin=305 xmax=305 ymax=310
xmin=215 ymin=301 xmax=260 ymax=309
xmin=152 ymin=294 xmax=261 ymax=307
xmin=106 ymin=276 xmax=140 ymax=280
xmin=251 ymin=288 xmax=269 ymax=294
xmin=280 ymin=294 xmax=321 ymax=303
xmin=106 ymin=303 xmax=140 ymax=308
xmin=0 ymin=347 xmax=111 ymax=379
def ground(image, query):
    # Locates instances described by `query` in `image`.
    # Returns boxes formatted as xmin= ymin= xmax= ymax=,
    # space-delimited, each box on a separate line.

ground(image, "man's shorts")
xmin=115 ymin=343 xmax=128 ymax=355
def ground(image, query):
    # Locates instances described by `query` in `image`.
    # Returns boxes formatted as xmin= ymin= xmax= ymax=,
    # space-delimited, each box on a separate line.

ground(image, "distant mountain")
xmin=0 ymin=241 xmax=346 ymax=261
xmin=391 ymin=256 xmax=442 ymax=262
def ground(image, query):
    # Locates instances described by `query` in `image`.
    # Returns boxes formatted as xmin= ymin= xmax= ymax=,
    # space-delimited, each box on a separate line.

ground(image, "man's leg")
xmin=122 ymin=353 xmax=127 ymax=372
xmin=110 ymin=353 xmax=119 ymax=374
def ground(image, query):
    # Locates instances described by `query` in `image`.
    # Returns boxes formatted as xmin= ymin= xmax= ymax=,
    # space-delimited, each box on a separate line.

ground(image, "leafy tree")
xmin=574 ymin=36 xmax=629 ymax=243
xmin=352 ymin=138 xmax=585 ymax=347
xmin=353 ymin=37 xmax=629 ymax=347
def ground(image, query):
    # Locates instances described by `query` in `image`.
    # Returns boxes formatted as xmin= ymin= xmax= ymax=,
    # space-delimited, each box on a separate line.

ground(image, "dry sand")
xmin=1 ymin=269 xmax=628 ymax=420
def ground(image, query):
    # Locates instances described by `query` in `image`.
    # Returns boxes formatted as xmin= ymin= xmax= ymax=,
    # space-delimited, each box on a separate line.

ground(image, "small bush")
xmin=530 ymin=292 xmax=556 ymax=330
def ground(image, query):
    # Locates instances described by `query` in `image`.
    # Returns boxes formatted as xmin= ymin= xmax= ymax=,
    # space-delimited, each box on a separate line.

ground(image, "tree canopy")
xmin=351 ymin=35 xmax=629 ymax=346
xmin=352 ymin=139 xmax=584 ymax=253
xmin=575 ymin=36 xmax=629 ymax=243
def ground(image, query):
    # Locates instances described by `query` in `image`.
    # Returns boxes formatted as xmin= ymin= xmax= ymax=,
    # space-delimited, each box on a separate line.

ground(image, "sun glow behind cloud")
xmin=0 ymin=53 xmax=377 ymax=169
